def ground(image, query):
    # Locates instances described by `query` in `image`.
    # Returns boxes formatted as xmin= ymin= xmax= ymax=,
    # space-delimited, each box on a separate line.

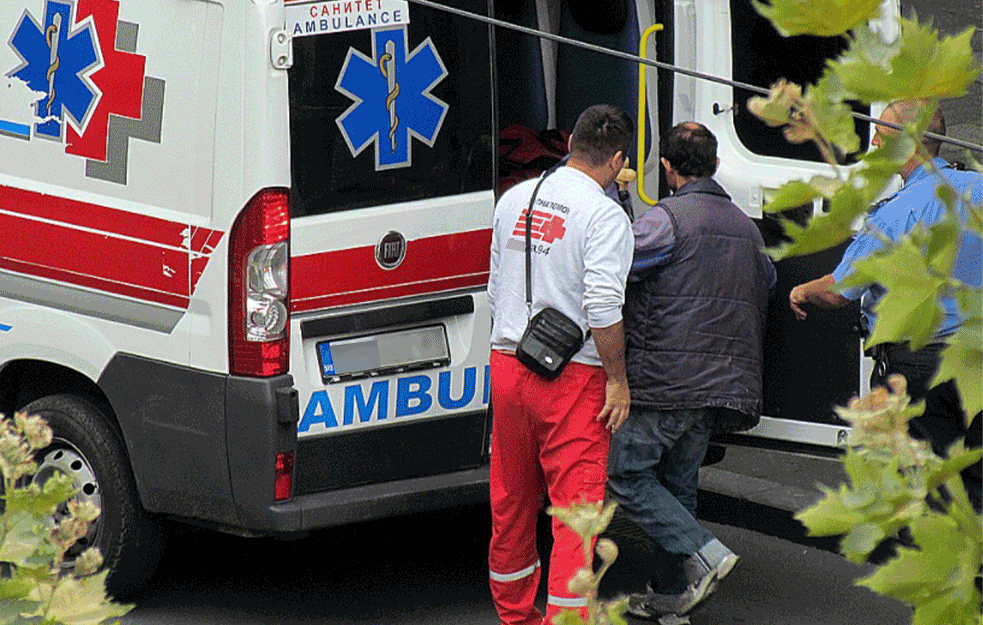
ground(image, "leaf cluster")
xmin=748 ymin=4 xmax=982 ymax=418
xmin=547 ymin=500 xmax=629 ymax=625
xmin=0 ymin=412 xmax=132 ymax=625
xmin=796 ymin=378 xmax=982 ymax=625
xmin=736 ymin=2 xmax=983 ymax=623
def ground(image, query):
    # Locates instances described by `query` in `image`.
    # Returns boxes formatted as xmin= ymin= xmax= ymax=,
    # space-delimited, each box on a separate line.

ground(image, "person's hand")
xmin=616 ymin=157 xmax=636 ymax=192
xmin=789 ymin=285 xmax=809 ymax=321
xmin=597 ymin=378 xmax=630 ymax=433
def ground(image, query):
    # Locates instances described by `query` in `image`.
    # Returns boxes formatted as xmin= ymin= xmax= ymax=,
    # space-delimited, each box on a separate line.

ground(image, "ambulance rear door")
xmin=284 ymin=0 xmax=495 ymax=497
xmin=675 ymin=0 xmax=901 ymax=448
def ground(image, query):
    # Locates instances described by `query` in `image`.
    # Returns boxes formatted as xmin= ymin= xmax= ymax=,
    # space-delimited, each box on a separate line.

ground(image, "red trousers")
xmin=488 ymin=350 xmax=611 ymax=625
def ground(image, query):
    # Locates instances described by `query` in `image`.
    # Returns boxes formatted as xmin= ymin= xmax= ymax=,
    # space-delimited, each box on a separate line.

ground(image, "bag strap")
xmin=523 ymin=172 xmax=592 ymax=342
xmin=524 ymin=174 xmax=550 ymax=321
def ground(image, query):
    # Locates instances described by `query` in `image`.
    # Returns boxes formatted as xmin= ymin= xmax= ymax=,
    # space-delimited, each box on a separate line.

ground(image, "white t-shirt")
xmin=488 ymin=166 xmax=634 ymax=367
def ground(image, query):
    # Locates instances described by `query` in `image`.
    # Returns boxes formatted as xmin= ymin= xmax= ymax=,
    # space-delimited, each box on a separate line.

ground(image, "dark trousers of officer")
xmin=871 ymin=342 xmax=982 ymax=512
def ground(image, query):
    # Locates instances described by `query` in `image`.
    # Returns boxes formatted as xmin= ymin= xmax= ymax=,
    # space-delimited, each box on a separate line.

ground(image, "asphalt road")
xmin=116 ymin=500 xmax=911 ymax=625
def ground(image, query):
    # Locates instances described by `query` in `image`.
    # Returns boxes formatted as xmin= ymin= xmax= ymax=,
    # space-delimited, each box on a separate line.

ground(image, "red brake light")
xmin=274 ymin=451 xmax=294 ymax=501
xmin=229 ymin=188 xmax=290 ymax=377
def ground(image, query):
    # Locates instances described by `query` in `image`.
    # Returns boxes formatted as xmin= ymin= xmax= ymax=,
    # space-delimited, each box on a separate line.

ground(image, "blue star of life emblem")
xmin=335 ymin=26 xmax=448 ymax=171
xmin=7 ymin=0 xmax=103 ymax=140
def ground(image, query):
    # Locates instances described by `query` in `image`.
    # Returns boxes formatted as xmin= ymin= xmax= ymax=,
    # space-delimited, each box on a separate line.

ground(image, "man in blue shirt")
xmin=789 ymin=100 xmax=982 ymax=510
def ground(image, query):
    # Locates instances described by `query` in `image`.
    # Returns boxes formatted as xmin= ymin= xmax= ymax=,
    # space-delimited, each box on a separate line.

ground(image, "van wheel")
xmin=21 ymin=394 xmax=165 ymax=599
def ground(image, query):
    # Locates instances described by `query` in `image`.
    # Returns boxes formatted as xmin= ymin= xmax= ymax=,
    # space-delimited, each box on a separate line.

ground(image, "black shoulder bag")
xmin=514 ymin=174 xmax=590 ymax=380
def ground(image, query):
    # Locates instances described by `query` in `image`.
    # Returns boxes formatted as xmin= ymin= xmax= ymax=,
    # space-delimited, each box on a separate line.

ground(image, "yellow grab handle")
xmin=637 ymin=23 xmax=664 ymax=206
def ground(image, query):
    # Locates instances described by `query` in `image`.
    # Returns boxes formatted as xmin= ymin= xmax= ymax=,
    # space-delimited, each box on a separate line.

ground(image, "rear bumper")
xmin=100 ymin=352 xmax=490 ymax=533
xmin=261 ymin=465 xmax=490 ymax=532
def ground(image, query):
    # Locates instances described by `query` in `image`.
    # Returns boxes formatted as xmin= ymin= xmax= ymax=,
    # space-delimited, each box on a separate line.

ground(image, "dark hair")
xmin=660 ymin=122 xmax=718 ymax=177
xmin=887 ymin=100 xmax=947 ymax=157
xmin=569 ymin=104 xmax=633 ymax=167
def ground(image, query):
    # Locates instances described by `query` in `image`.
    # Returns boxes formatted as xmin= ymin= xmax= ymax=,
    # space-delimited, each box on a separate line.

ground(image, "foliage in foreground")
xmin=746 ymin=2 xmax=982 ymax=623
xmin=747 ymin=3 xmax=982 ymax=417
xmin=0 ymin=412 xmax=132 ymax=625
xmin=548 ymin=500 xmax=628 ymax=625
xmin=796 ymin=376 xmax=982 ymax=625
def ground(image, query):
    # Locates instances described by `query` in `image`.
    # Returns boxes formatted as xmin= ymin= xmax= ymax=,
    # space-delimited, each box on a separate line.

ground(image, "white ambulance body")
xmin=0 ymin=0 xmax=894 ymax=594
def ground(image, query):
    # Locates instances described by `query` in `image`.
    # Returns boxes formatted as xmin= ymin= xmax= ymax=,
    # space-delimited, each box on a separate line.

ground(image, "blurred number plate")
xmin=317 ymin=325 xmax=450 ymax=383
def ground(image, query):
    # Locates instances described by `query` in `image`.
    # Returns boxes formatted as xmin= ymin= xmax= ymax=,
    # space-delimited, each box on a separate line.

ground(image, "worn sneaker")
xmin=627 ymin=568 xmax=717 ymax=618
xmin=625 ymin=591 xmax=692 ymax=623
xmin=714 ymin=552 xmax=740 ymax=582
xmin=684 ymin=550 xmax=740 ymax=596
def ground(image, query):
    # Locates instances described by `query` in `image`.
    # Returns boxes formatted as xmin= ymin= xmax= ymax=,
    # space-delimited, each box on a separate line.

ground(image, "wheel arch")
xmin=20 ymin=391 xmax=165 ymax=599
xmin=0 ymin=359 xmax=120 ymax=439
xmin=0 ymin=359 xmax=144 ymax=510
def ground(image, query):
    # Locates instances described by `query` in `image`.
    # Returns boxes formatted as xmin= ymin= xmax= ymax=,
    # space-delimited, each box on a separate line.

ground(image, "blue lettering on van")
xmin=299 ymin=365 xmax=491 ymax=432
xmin=395 ymin=375 xmax=432 ymax=417
xmin=437 ymin=369 xmax=474 ymax=410
xmin=344 ymin=380 xmax=389 ymax=425
xmin=300 ymin=391 xmax=339 ymax=431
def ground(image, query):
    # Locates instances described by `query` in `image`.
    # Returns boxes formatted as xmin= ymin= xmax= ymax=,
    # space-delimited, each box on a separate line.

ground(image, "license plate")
xmin=317 ymin=324 xmax=450 ymax=383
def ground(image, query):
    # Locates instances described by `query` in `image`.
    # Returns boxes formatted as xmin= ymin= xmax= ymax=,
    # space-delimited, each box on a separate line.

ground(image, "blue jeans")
xmin=607 ymin=407 xmax=717 ymax=594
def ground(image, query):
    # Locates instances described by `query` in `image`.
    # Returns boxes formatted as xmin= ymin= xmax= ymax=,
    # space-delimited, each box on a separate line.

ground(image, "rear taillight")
xmin=229 ymin=188 xmax=290 ymax=376
xmin=274 ymin=451 xmax=294 ymax=501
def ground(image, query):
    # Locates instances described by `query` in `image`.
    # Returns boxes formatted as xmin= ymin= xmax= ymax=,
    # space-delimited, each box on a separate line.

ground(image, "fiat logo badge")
xmin=376 ymin=231 xmax=406 ymax=270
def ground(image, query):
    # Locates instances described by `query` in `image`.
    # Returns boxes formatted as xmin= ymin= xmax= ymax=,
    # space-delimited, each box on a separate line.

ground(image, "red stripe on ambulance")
xmin=0 ymin=185 xmax=222 ymax=309
xmin=291 ymin=229 xmax=492 ymax=312
xmin=0 ymin=185 xmax=188 ymax=247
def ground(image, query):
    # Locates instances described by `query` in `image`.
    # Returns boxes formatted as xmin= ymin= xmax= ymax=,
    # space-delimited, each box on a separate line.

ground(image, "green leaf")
xmin=842 ymin=237 xmax=947 ymax=349
xmin=875 ymin=460 xmax=912 ymax=507
xmin=925 ymin=443 xmax=983 ymax=494
xmin=550 ymin=609 xmax=585 ymax=625
xmin=932 ymin=319 xmax=983 ymax=419
xmin=806 ymin=74 xmax=861 ymax=156
xmin=0 ymin=510 xmax=42 ymax=565
xmin=5 ymin=474 xmax=76 ymax=519
xmin=841 ymin=446 xmax=881 ymax=483
xmin=924 ymin=217 xmax=961 ymax=278
xmin=795 ymin=485 xmax=866 ymax=536
xmin=939 ymin=471 xmax=983 ymax=543
xmin=765 ymin=133 xmax=910 ymax=262
xmin=833 ymin=19 xmax=981 ymax=103
xmin=0 ymin=598 xmax=38 ymax=625
xmin=859 ymin=514 xmax=968 ymax=599
xmin=770 ymin=182 xmax=869 ymax=260
xmin=912 ymin=589 xmax=983 ymax=625
xmin=841 ymin=521 xmax=886 ymax=562
xmin=966 ymin=202 xmax=982 ymax=237
xmin=751 ymin=0 xmax=883 ymax=37
xmin=840 ymin=481 xmax=876 ymax=509
xmin=604 ymin=597 xmax=630 ymax=625
xmin=955 ymin=287 xmax=982 ymax=321
xmin=860 ymin=125 xmax=919 ymax=184
xmin=763 ymin=179 xmax=833 ymax=214
xmin=0 ymin=575 xmax=35 ymax=601
xmin=26 ymin=571 xmax=133 ymax=625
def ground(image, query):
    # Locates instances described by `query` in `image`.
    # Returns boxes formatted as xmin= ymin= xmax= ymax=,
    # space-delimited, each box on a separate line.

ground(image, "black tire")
xmin=21 ymin=394 xmax=165 ymax=599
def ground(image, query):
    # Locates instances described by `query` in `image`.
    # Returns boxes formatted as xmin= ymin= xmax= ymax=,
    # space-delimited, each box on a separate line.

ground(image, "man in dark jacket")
xmin=608 ymin=122 xmax=775 ymax=620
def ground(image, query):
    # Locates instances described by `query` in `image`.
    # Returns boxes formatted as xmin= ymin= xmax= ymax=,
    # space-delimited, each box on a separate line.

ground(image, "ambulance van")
xmin=0 ymin=0 xmax=894 ymax=595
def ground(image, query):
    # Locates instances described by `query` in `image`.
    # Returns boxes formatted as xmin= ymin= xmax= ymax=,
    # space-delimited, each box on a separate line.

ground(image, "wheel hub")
xmin=33 ymin=439 xmax=102 ymax=562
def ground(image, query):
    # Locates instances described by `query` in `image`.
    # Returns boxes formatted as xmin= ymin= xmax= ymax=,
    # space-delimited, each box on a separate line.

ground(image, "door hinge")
xmin=270 ymin=28 xmax=292 ymax=70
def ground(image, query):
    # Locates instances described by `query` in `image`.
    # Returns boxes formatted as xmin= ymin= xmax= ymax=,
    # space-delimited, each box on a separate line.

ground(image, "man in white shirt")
xmin=487 ymin=104 xmax=634 ymax=625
